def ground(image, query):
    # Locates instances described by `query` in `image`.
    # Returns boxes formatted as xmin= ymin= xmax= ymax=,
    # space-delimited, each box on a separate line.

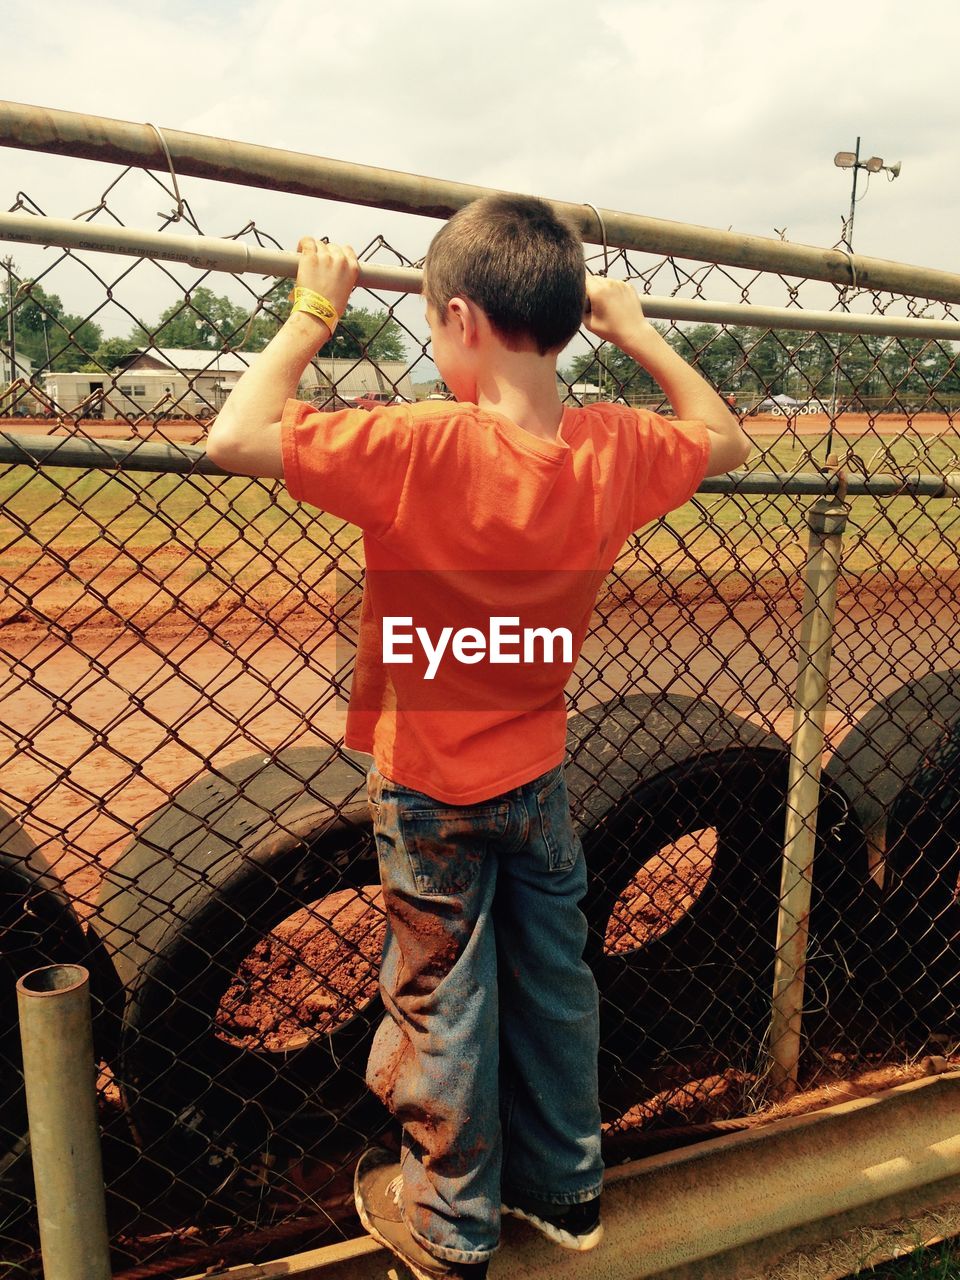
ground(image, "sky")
xmin=2 ymin=0 xmax=959 ymax=354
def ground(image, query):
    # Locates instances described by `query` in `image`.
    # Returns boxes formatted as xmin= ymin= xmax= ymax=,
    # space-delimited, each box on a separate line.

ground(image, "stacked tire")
xmin=565 ymin=693 xmax=869 ymax=1107
xmin=825 ymin=670 xmax=960 ymax=1041
xmin=1 ymin=808 xmax=97 ymax=1209
xmin=92 ymin=689 xmax=917 ymax=1201
xmin=90 ymin=747 xmax=383 ymax=1207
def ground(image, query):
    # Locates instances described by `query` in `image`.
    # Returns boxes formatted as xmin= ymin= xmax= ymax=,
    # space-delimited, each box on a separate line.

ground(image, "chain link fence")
xmin=1 ymin=135 xmax=960 ymax=1277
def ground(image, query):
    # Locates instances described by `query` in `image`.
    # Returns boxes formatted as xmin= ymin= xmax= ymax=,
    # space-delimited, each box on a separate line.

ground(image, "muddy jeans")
xmin=365 ymin=760 xmax=603 ymax=1265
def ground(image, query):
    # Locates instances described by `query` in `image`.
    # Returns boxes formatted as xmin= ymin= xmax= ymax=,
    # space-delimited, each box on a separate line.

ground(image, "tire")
xmin=885 ymin=721 xmax=960 ymax=1032
xmin=90 ymin=746 xmax=382 ymax=1208
xmin=825 ymin=671 xmax=960 ymax=870
xmin=826 ymin=672 xmax=960 ymax=1038
xmin=564 ymin=694 xmax=868 ymax=1102
xmin=0 ymin=808 xmax=94 ymax=1198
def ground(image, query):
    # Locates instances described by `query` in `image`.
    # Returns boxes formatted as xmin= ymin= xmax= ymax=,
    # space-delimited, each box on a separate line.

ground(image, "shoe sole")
xmin=354 ymin=1156 xmax=467 ymax=1280
xmin=354 ymin=1158 xmax=426 ymax=1279
xmin=502 ymin=1203 xmax=604 ymax=1251
xmin=355 ymin=1194 xmax=440 ymax=1280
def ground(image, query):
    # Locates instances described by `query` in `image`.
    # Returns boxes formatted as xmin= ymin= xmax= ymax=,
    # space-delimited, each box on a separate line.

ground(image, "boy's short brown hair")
xmin=423 ymin=194 xmax=586 ymax=355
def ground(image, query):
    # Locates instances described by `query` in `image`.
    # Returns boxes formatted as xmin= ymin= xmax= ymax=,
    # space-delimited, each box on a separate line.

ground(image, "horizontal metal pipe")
xmin=0 ymin=213 xmax=418 ymax=294
xmin=4 ymin=100 xmax=960 ymax=304
xmin=641 ymin=296 xmax=960 ymax=341
xmin=3 ymin=213 xmax=960 ymax=341
xmin=0 ymin=430 xmax=221 ymax=475
xmin=1 ymin=431 xmax=957 ymax=498
xmin=699 ymin=469 xmax=960 ymax=498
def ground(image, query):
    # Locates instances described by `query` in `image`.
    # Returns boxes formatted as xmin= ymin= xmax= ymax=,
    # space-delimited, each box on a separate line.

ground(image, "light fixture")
xmin=834 ymin=149 xmax=901 ymax=180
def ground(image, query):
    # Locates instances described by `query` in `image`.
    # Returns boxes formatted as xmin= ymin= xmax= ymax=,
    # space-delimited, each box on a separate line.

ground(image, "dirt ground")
xmin=3 ymin=565 xmax=957 ymax=909
xmin=3 ymin=416 xmax=208 ymax=443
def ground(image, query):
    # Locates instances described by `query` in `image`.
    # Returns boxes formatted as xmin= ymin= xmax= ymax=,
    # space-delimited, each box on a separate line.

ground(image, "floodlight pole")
xmin=827 ymin=138 xmax=861 ymax=436
xmin=843 ymin=136 xmax=862 ymax=252
xmin=3 ymin=255 xmax=15 ymax=383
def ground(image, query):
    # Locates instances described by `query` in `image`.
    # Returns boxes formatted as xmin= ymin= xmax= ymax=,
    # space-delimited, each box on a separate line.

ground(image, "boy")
xmin=206 ymin=195 xmax=750 ymax=1279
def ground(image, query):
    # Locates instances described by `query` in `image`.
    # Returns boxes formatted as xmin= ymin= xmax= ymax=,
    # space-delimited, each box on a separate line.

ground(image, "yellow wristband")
xmin=290 ymin=286 xmax=339 ymax=333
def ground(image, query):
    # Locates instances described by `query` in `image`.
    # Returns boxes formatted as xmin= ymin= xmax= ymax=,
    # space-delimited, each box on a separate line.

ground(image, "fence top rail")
xmin=3 ymin=100 xmax=960 ymax=306
xmin=2 ymin=433 xmax=957 ymax=499
xmin=3 ymin=213 xmax=960 ymax=343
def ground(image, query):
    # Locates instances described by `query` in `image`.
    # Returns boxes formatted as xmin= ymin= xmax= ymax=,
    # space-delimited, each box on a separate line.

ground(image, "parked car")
xmin=347 ymin=391 xmax=411 ymax=410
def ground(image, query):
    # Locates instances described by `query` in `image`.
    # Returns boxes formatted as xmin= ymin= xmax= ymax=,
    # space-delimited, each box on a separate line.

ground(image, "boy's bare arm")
xmin=584 ymin=277 xmax=751 ymax=476
xmin=206 ymin=240 xmax=359 ymax=478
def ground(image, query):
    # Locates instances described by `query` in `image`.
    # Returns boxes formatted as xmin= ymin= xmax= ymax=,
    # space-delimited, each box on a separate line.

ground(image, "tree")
xmin=669 ymin=324 xmax=743 ymax=392
xmin=151 ymin=286 xmax=250 ymax=349
xmin=730 ymin=327 xmax=799 ymax=397
xmin=564 ymin=322 xmax=678 ymax=401
xmin=204 ymin=281 xmax=408 ymax=362
xmin=89 ymin=335 xmax=140 ymax=371
xmin=242 ymin=279 xmax=293 ymax=351
xmin=10 ymin=279 xmax=103 ymax=372
xmin=320 ymin=304 xmax=407 ymax=362
xmin=565 ymin=344 xmax=657 ymax=400
xmin=879 ymin=337 xmax=958 ymax=404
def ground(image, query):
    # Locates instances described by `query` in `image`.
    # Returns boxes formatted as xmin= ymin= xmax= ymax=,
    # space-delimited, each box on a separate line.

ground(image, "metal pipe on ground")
xmin=16 ymin=963 xmax=112 ymax=1280
xmin=176 ymin=1070 xmax=960 ymax=1280
xmin=3 ymin=212 xmax=960 ymax=341
xmin=3 ymin=101 xmax=960 ymax=302
xmin=767 ymin=483 xmax=850 ymax=1097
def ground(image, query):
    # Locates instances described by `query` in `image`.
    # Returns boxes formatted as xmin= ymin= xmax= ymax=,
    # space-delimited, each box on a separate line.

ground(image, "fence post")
xmin=16 ymin=963 xmax=112 ymax=1280
xmin=767 ymin=481 xmax=849 ymax=1097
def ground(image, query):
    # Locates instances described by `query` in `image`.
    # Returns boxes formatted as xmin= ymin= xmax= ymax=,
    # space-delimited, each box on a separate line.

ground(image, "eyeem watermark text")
xmin=383 ymin=616 xmax=573 ymax=680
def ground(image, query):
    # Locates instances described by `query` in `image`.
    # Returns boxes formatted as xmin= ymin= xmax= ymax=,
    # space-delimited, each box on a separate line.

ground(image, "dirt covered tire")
xmin=564 ymin=694 xmax=869 ymax=1098
xmin=89 ymin=747 xmax=381 ymax=1208
xmin=825 ymin=671 xmax=960 ymax=1038
xmin=1 ymin=807 xmax=95 ymax=1203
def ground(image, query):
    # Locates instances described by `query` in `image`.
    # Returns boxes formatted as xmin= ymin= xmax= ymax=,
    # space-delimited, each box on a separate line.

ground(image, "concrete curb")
xmin=180 ymin=1069 xmax=960 ymax=1279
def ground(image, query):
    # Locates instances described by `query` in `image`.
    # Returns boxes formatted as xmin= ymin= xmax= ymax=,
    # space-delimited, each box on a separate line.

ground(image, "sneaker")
xmin=502 ymin=1193 xmax=603 ymax=1251
xmin=354 ymin=1147 xmax=490 ymax=1280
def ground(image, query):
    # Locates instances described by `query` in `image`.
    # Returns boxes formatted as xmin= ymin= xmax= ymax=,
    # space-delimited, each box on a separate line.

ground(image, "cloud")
xmin=2 ymin=0 xmax=959 ymax=341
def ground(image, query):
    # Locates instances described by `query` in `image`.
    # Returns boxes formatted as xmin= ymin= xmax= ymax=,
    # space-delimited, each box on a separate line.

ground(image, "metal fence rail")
xmin=7 ymin=212 xmax=960 ymax=342
xmin=1 ymin=108 xmax=959 ymax=1278
xmin=5 ymin=100 xmax=960 ymax=300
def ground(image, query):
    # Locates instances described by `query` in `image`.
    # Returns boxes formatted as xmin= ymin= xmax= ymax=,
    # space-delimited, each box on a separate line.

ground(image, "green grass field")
xmin=656 ymin=429 xmax=960 ymax=582
xmin=850 ymin=1240 xmax=960 ymax=1278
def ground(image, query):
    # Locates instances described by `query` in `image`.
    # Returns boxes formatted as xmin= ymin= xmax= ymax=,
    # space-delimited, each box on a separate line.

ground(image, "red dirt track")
xmin=2 ymin=416 xmax=207 ymax=444
xmin=3 ymin=568 xmax=958 ymax=919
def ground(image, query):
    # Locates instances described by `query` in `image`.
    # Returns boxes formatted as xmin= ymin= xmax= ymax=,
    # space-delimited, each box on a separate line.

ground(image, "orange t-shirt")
xmin=281 ymin=398 xmax=711 ymax=803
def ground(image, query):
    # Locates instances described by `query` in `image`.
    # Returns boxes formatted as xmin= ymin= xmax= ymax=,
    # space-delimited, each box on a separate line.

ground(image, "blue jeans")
xmin=365 ymin=760 xmax=603 ymax=1265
